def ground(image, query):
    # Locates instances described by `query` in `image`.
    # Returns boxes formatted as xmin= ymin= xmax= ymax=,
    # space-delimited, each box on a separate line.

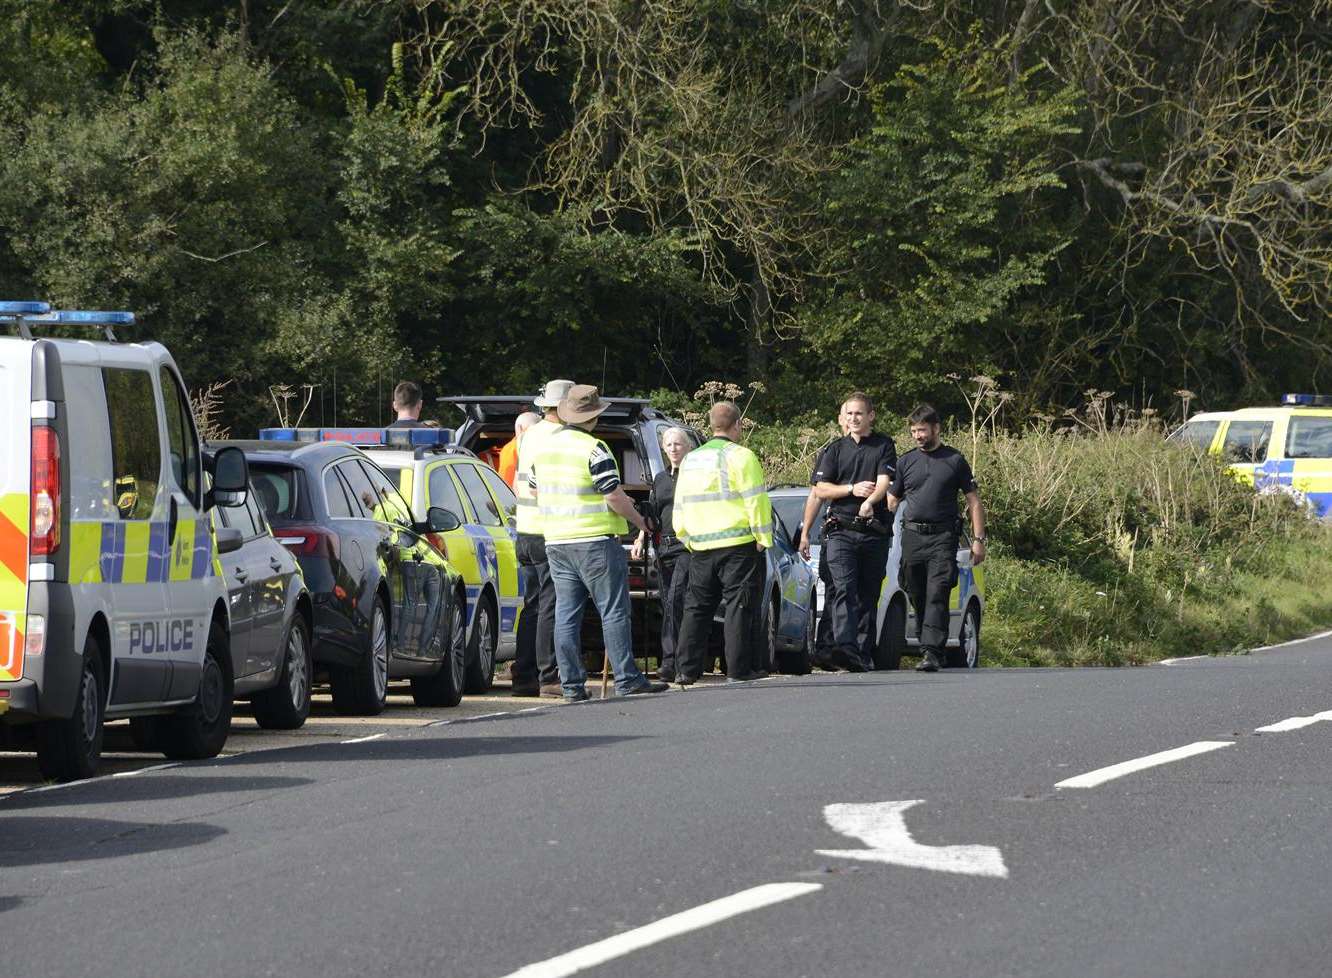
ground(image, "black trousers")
xmin=656 ymin=549 xmax=689 ymax=677
xmin=815 ymin=544 xmax=835 ymax=658
xmin=824 ymin=530 xmax=891 ymax=668
xmin=675 ymin=543 xmax=764 ymax=681
xmin=901 ymin=529 xmax=959 ymax=655
xmin=513 ymin=533 xmax=559 ymax=686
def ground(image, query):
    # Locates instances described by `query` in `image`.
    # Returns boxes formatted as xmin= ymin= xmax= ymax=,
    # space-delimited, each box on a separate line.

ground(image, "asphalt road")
xmin=4 ymin=634 xmax=1332 ymax=978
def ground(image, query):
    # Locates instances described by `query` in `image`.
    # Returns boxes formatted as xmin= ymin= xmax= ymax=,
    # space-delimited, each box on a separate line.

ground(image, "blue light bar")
xmin=260 ymin=427 xmax=454 ymax=447
xmin=28 ymin=310 xmax=136 ymax=325
xmin=0 ymin=301 xmax=50 ymax=314
xmin=1282 ymin=393 xmax=1332 ymax=407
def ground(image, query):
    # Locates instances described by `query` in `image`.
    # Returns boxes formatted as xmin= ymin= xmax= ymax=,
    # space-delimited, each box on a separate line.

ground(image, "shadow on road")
xmin=0 ymin=815 xmax=226 ymax=869
xmin=3 ymin=774 xmax=314 ymax=810
xmin=217 ymin=733 xmax=644 ymax=766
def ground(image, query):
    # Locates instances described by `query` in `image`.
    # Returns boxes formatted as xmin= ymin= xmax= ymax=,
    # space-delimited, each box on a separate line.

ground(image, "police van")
xmin=0 ymin=302 xmax=250 ymax=781
xmin=1172 ymin=394 xmax=1332 ymax=517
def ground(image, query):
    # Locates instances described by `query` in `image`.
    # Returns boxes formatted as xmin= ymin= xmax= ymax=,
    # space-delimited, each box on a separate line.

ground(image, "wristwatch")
xmin=973 ymin=535 xmax=987 ymax=543
xmin=845 ymin=484 xmax=854 ymax=496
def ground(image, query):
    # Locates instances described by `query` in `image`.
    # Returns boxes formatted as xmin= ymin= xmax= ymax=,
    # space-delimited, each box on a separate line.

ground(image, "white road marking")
xmin=1054 ymin=741 xmax=1232 ymax=789
xmin=516 ymin=706 xmax=547 ymax=714
xmin=340 ymin=733 xmax=386 ymax=744
xmin=111 ymin=763 xmax=179 ymax=778
xmin=464 ymin=712 xmax=511 ymax=721
xmin=496 ymin=883 xmax=822 ymax=978
xmin=1158 ymin=655 xmax=1209 ymax=666
xmin=1255 ymin=710 xmax=1332 ymax=733
xmin=25 ymin=777 xmax=98 ymax=794
xmin=1253 ymin=629 xmax=1332 ymax=652
xmin=815 ymin=800 xmax=1008 ymax=878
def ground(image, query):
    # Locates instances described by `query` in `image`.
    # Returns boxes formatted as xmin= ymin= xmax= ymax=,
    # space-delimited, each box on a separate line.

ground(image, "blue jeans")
xmin=546 ymin=538 xmax=647 ymax=695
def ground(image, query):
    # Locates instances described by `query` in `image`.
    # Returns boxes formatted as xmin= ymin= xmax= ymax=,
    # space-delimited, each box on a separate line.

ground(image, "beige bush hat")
xmin=534 ymin=379 xmax=575 ymax=409
xmin=557 ymin=384 xmax=611 ymax=425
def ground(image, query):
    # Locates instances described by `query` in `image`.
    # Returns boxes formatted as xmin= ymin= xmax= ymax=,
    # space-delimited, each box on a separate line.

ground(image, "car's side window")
xmin=1222 ymin=421 xmax=1272 ymax=464
xmin=427 ymin=464 xmax=470 ymax=524
xmin=334 ymin=461 xmax=377 ymax=519
xmin=159 ymin=367 xmax=201 ymax=508
xmin=245 ymin=492 xmax=268 ymax=537
xmin=455 ymin=463 xmax=503 ymax=527
xmin=1285 ymin=417 xmax=1332 ymax=459
xmin=224 ymin=491 xmax=260 ymax=539
xmin=102 ymin=367 xmax=162 ymax=520
xmin=323 ymin=467 xmax=356 ymax=518
xmin=358 ymin=461 xmax=415 ymax=527
xmin=476 ymin=463 xmax=518 ymax=521
xmin=1172 ymin=419 xmax=1220 ymax=452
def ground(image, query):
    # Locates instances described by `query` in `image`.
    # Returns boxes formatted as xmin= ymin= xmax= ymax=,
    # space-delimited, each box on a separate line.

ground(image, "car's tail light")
xmin=274 ymin=525 xmax=339 ymax=559
xmin=31 ymin=425 xmax=60 ymax=556
xmin=25 ymin=614 xmax=45 ymax=656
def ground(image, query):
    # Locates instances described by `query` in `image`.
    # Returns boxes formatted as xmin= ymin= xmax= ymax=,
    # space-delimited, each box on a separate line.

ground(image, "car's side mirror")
xmin=207 ymin=446 xmax=250 ymax=510
xmin=426 ymin=506 xmax=461 ymax=533
xmin=216 ymin=525 xmax=244 ymax=555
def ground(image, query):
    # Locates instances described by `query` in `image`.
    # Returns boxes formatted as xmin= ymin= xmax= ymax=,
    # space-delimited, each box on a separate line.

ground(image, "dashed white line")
xmin=1055 ymin=741 xmax=1233 ymax=789
xmin=495 ymin=882 xmax=823 ymax=978
xmin=1255 ymin=710 xmax=1332 ymax=733
xmin=340 ymin=733 xmax=386 ymax=745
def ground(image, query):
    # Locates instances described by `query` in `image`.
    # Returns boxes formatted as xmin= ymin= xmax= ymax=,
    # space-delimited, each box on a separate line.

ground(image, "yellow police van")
xmin=0 ymin=302 xmax=251 ymax=780
xmin=1172 ymin=394 xmax=1332 ymax=517
xmin=258 ymin=428 xmax=522 ymax=694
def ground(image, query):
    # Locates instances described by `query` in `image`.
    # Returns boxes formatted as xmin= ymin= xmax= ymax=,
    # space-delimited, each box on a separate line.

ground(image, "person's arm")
xmin=885 ymin=463 xmax=905 ymax=512
xmin=797 ymin=490 xmax=821 ymax=559
xmin=965 ymin=491 xmax=986 ymax=566
xmin=739 ymin=451 xmax=773 ymax=550
xmin=630 ymin=529 xmax=647 ymax=560
xmin=858 ymin=440 xmax=896 ymax=518
xmin=606 ymin=487 xmax=649 ymax=535
xmin=588 ymin=441 xmax=648 ymax=535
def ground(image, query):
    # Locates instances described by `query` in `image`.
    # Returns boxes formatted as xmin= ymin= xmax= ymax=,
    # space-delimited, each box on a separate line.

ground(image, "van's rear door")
xmin=0 ymin=341 xmax=32 ymax=684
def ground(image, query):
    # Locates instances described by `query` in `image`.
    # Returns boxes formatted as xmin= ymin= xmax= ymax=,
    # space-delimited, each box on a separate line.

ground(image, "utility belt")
xmin=823 ymin=513 xmax=890 ymax=538
xmin=903 ymin=518 xmax=962 ymax=536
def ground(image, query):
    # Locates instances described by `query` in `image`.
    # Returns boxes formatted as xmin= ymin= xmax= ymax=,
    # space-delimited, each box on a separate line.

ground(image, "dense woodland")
xmin=1 ymin=1 xmax=1329 ymax=432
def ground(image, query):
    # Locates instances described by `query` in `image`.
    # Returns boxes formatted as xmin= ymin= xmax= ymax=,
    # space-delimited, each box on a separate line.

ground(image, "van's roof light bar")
xmin=260 ymin=427 xmax=455 ymax=448
xmin=1281 ymin=393 xmax=1332 ymax=408
xmin=15 ymin=309 xmax=135 ymax=342
xmin=0 ymin=301 xmax=51 ymax=315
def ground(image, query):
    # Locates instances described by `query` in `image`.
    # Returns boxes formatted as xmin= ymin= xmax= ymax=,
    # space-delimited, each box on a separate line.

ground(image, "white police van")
xmin=0 ymin=302 xmax=250 ymax=781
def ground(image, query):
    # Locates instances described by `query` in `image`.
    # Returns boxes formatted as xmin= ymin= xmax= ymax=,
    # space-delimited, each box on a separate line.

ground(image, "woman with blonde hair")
xmin=631 ymin=426 xmax=694 ymax=682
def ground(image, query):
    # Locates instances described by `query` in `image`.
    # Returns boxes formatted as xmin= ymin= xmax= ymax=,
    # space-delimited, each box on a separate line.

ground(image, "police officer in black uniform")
xmin=812 ymin=393 xmax=897 ymax=671
xmin=886 ymin=404 xmax=987 ymax=672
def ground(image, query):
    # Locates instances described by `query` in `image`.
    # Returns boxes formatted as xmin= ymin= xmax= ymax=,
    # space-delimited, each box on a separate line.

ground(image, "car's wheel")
xmin=160 ymin=622 xmax=234 ymax=760
xmin=331 ymin=596 xmax=389 ymax=716
xmin=412 ymin=595 xmax=466 ymax=707
xmin=463 ymin=597 xmax=497 ymax=694
xmin=874 ymin=596 xmax=907 ymax=671
xmin=36 ymin=637 xmax=106 ymax=782
xmin=947 ymin=602 xmax=982 ymax=669
xmin=253 ymin=615 xmax=313 ymax=729
xmin=777 ymin=597 xmax=814 ymax=675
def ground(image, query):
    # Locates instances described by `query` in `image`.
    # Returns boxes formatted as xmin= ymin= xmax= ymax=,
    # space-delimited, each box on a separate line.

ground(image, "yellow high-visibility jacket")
xmin=674 ymin=437 xmax=773 ymax=551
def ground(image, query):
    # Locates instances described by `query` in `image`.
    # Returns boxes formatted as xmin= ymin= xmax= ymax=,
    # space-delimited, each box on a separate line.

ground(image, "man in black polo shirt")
xmin=812 ymin=393 xmax=897 ymax=671
xmin=887 ymin=404 xmax=987 ymax=672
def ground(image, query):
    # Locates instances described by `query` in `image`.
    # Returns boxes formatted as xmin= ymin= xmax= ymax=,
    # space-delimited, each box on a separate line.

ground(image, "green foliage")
xmin=800 ymin=37 xmax=1080 ymax=407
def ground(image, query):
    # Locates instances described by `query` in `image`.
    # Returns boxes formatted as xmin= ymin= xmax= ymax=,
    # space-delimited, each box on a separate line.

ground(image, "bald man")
xmin=499 ymin=411 xmax=541 ymax=488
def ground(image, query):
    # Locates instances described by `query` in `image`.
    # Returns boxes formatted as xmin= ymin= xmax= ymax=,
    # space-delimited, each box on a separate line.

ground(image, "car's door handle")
xmin=269 ymin=557 xmax=283 ymax=572
xmin=234 ymin=569 xmax=248 ymax=582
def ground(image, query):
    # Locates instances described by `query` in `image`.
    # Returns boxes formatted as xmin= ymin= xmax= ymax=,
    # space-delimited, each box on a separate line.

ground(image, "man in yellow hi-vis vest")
xmin=530 ymin=385 xmax=668 ymax=701
xmin=672 ymin=401 xmax=773 ymax=684
xmin=511 ymin=380 xmax=573 ymax=697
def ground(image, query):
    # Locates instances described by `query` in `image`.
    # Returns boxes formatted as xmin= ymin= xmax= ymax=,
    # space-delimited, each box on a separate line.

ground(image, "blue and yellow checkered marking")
xmin=1254 ymin=459 xmax=1332 ymax=517
xmin=76 ymin=519 xmax=213 ymax=584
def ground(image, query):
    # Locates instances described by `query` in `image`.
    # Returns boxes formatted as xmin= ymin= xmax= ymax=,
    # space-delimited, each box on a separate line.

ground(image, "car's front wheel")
xmin=36 ymin=637 xmax=105 ymax=782
xmin=947 ymin=602 xmax=982 ymax=669
xmin=463 ymin=597 xmax=497 ymax=694
xmin=874 ymin=597 xmax=907 ymax=671
xmin=253 ymin=614 xmax=312 ymax=729
xmin=331 ymin=597 xmax=389 ymax=716
xmin=777 ymin=597 xmax=814 ymax=675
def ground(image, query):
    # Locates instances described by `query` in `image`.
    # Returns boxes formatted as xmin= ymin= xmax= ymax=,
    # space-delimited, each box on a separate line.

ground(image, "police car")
xmin=874 ymin=501 xmax=986 ymax=669
xmin=302 ymin=432 xmax=523 ymax=694
xmin=1172 ymin=394 xmax=1332 ymax=517
xmin=0 ymin=302 xmax=251 ymax=780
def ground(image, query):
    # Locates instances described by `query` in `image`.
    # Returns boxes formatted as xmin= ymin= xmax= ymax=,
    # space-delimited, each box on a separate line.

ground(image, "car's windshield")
xmin=770 ymin=492 xmax=822 ymax=545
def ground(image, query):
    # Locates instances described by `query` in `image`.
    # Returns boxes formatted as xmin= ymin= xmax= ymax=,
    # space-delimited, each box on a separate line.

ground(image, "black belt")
xmin=904 ymin=519 xmax=959 ymax=535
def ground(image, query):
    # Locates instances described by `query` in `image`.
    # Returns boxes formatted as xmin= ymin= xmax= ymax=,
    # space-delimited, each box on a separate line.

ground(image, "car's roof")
xmin=358 ymin=447 xmax=482 ymax=468
xmin=1188 ymin=407 xmax=1332 ymax=422
xmin=767 ymin=484 xmax=811 ymax=496
xmin=211 ymin=439 xmax=361 ymax=465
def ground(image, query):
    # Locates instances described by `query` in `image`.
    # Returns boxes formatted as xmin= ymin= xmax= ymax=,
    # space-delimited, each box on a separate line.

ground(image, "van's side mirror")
xmin=426 ymin=506 xmax=461 ymax=533
xmin=207 ymin=446 xmax=249 ymax=510
xmin=216 ymin=525 xmax=244 ymax=555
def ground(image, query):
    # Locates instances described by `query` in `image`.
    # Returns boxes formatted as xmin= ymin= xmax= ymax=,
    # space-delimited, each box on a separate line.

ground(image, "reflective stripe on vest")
xmin=673 ymin=439 xmax=769 ymax=552
xmin=514 ymin=419 xmax=560 ymax=535
xmin=533 ymin=427 xmax=628 ymax=542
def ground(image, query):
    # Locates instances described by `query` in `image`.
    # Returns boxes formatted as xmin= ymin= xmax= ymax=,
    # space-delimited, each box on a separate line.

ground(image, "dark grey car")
xmin=211 ymin=472 xmax=314 ymax=729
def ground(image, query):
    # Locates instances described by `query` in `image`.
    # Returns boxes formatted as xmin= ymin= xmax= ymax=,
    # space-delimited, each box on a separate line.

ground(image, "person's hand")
xmin=630 ymin=537 xmax=644 ymax=561
xmin=857 ymin=500 xmax=874 ymax=520
xmin=851 ymin=480 xmax=876 ymax=498
xmin=970 ymin=539 xmax=986 ymax=567
xmin=798 ymin=529 xmax=811 ymax=560
xmin=756 ymin=542 xmax=766 ymax=552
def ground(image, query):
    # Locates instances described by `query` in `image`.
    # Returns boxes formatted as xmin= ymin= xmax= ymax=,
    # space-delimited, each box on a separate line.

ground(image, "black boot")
xmin=915 ymin=650 xmax=941 ymax=673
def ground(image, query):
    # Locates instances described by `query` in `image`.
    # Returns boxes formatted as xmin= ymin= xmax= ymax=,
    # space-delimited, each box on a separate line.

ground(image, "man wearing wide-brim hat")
xmin=511 ymin=379 xmax=576 ymax=697
xmin=527 ymin=384 xmax=668 ymax=700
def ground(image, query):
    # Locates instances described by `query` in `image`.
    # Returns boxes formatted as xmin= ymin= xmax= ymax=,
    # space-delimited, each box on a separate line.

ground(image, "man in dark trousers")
xmin=886 ymin=404 xmax=987 ymax=672
xmin=812 ymin=393 xmax=897 ymax=671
